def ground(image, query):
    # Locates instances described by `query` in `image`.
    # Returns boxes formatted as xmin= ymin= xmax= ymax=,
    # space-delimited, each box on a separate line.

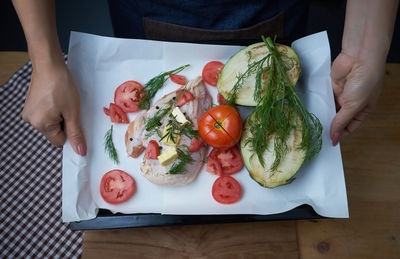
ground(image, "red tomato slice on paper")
xmin=103 ymin=107 xmax=110 ymax=116
xmin=176 ymin=89 xmax=195 ymax=107
xmin=169 ymin=73 xmax=187 ymax=85
xmin=109 ymin=103 xmax=129 ymax=124
xmin=100 ymin=170 xmax=135 ymax=204
xmin=189 ymin=137 xmax=204 ymax=153
xmin=202 ymin=61 xmax=224 ymax=86
xmin=212 ymin=176 xmax=242 ymax=204
xmin=144 ymin=140 xmax=160 ymax=159
xmin=217 ymin=93 xmax=227 ymax=105
xmin=206 ymin=146 xmax=243 ymax=175
xmin=114 ymin=81 xmax=145 ymax=113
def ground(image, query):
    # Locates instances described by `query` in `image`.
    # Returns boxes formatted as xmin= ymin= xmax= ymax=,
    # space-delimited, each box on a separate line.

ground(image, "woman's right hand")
xmin=22 ymin=63 xmax=87 ymax=156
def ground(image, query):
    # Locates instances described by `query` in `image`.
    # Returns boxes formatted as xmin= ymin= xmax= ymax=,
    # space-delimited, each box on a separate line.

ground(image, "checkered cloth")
xmin=0 ymin=60 xmax=82 ymax=258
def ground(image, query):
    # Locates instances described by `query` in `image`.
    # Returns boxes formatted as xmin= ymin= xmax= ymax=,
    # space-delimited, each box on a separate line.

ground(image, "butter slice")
xmin=172 ymin=107 xmax=189 ymax=126
xmin=157 ymin=147 xmax=178 ymax=166
xmin=162 ymin=124 xmax=180 ymax=146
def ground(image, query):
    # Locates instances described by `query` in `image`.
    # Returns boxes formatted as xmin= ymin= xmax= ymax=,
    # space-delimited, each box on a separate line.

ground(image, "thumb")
xmin=330 ymin=105 xmax=359 ymax=146
xmin=64 ymin=113 xmax=87 ymax=156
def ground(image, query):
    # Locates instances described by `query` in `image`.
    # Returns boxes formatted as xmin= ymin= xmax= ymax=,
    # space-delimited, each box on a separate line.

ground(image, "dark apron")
xmin=108 ymin=0 xmax=309 ymax=45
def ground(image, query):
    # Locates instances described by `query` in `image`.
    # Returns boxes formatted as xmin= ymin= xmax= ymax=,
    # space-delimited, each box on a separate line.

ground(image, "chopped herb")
xmin=160 ymin=114 xmax=199 ymax=143
xmin=167 ymin=147 xmax=194 ymax=174
xmin=145 ymin=102 xmax=173 ymax=138
xmin=104 ymin=125 xmax=119 ymax=164
xmin=138 ymin=64 xmax=190 ymax=109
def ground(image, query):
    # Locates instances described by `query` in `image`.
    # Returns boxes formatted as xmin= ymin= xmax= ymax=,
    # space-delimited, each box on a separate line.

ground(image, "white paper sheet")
xmin=62 ymin=31 xmax=348 ymax=222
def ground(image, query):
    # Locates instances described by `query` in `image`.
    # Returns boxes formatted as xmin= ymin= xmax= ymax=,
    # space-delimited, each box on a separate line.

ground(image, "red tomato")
xmin=176 ymin=89 xmax=195 ymax=107
xmin=144 ymin=140 xmax=160 ymax=159
xmin=109 ymin=103 xmax=129 ymax=124
xmin=206 ymin=154 xmax=223 ymax=175
xmin=206 ymin=146 xmax=243 ymax=175
xmin=217 ymin=93 xmax=227 ymax=105
xmin=114 ymin=81 xmax=145 ymax=113
xmin=103 ymin=107 xmax=110 ymax=116
xmin=189 ymin=137 xmax=204 ymax=153
xmin=212 ymin=176 xmax=242 ymax=204
xmin=169 ymin=73 xmax=187 ymax=85
xmin=202 ymin=61 xmax=224 ymax=86
xmin=100 ymin=170 xmax=135 ymax=204
xmin=198 ymin=105 xmax=242 ymax=149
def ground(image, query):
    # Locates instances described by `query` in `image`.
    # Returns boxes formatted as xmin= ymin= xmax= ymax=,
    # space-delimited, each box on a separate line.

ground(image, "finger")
xmin=330 ymin=105 xmax=360 ymax=146
xmin=28 ymin=113 xmax=66 ymax=147
xmin=64 ymin=113 xmax=87 ymax=156
xmin=42 ymin=123 xmax=66 ymax=147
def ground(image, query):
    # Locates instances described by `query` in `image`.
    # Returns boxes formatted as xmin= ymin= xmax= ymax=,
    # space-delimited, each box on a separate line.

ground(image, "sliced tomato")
xmin=169 ymin=73 xmax=187 ymax=85
xmin=109 ymin=103 xmax=129 ymax=124
xmin=144 ymin=140 xmax=160 ymax=159
xmin=206 ymin=152 xmax=223 ymax=175
xmin=114 ymin=81 xmax=145 ymax=113
xmin=212 ymin=176 xmax=242 ymax=204
xmin=206 ymin=146 xmax=243 ymax=175
xmin=189 ymin=137 xmax=204 ymax=153
xmin=103 ymin=107 xmax=110 ymax=116
xmin=217 ymin=93 xmax=227 ymax=105
xmin=100 ymin=170 xmax=135 ymax=204
xmin=202 ymin=61 xmax=224 ymax=86
xmin=176 ymin=89 xmax=195 ymax=107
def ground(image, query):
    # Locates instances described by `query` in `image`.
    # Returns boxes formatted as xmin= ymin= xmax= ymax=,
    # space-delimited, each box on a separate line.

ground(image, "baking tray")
xmin=70 ymin=204 xmax=321 ymax=230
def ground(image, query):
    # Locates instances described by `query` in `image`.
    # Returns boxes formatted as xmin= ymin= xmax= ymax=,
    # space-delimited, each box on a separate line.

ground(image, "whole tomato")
xmin=198 ymin=105 xmax=242 ymax=149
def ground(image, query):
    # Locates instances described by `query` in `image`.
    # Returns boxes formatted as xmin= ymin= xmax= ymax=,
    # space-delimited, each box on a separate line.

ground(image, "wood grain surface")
xmin=1 ymin=52 xmax=399 ymax=259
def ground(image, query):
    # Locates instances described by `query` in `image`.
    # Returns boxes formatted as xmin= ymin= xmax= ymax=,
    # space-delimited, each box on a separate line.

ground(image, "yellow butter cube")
xmin=157 ymin=147 xmax=178 ymax=166
xmin=162 ymin=124 xmax=180 ymax=146
xmin=172 ymin=107 xmax=189 ymax=126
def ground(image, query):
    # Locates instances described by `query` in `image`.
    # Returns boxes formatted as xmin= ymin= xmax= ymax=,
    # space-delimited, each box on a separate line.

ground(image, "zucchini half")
xmin=240 ymin=111 xmax=306 ymax=188
xmin=217 ymin=42 xmax=300 ymax=106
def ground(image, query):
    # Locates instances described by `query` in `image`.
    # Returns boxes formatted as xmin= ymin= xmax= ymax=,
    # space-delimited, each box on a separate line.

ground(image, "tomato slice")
xmin=212 ymin=176 xmax=242 ymax=204
xmin=100 ymin=170 xmax=135 ymax=204
xmin=169 ymin=73 xmax=187 ymax=85
xmin=176 ymin=89 xmax=195 ymax=107
xmin=114 ymin=81 xmax=145 ymax=113
xmin=198 ymin=105 xmax=242 ymax=149
xmin=103 ymin=107 xmax=110 ymax=116
xmin=144 ymin=140 xmax=160 ymax=159
xmin=189 ymin=137 xmax=204 ymax=153
xmin=202 ymin=61 xmax=224 ymax=86
xmin=109 ymin=103 xmax=129 ymax=124
xmin=217 ymin=93 xmax=227 ymax=105
xmin=206 ymin=146 xmax=243 ymax=175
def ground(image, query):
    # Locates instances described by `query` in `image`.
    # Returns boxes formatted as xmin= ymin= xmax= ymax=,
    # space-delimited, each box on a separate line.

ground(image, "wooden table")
xmin=1 ymin=52 xmax=399 ymax=258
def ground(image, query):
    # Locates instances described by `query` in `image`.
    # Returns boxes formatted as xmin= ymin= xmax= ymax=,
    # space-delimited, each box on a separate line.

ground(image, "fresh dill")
xmin=145 ymin=101 xmax=173 ymax=138
xmin=138 ymin=64 xmax=190 ymax=110
xmin=160 ymin=114 xmax=199 ymax=143
xmin=167 ymin=147 xmax=194 ymax=175
xmin=238 ymin=36 xmax=322 ymax=170
xmin=104 ymin=125 xmax=119 ymax=164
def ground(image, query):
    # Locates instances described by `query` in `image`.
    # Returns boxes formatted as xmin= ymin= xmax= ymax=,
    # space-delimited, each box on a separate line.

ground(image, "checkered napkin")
xmin=0 ymin=60 xmax=82 ymax=258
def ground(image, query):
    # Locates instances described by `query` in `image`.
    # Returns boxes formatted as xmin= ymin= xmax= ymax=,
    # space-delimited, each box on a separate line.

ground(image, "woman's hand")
xmin=22 ymin=64 xmax=87 ymax=156
xmin=330 ymin=52 xmax=385 ymax=145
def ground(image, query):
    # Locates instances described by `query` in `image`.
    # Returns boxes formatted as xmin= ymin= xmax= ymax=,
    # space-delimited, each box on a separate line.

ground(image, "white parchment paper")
xmin=62 ymin=31 xmax=348 ymax=222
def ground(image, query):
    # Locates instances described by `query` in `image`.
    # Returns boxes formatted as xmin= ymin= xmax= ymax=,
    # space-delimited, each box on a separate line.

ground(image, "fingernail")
xmin=77 ymin=144 xmax=86 ymax=156
xmin=332 ymin=133 xmax=340 ymax=146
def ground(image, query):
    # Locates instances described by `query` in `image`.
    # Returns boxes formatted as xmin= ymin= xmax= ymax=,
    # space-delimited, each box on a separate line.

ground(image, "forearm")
xmin=343 ymin=0 xmax=399 ymax=62
xmin=12 ymin=0 xmax=65 ymax=71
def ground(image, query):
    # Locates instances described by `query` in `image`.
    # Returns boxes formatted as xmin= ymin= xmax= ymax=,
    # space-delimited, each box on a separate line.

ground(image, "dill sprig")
xmin=145 ymin=101 xmax=173 ymax=138
xmin=167 ymin=147 xmax=194 ymax=175
xmin=138 ymin=64 xmax=190 ymax=110
xmin=104 ymin=125 xmax=119 ymax=164
xmin=160 ymin=114 xmax=199 ymax=143
xmin=240 ymin=36 xmax=322 ymax=170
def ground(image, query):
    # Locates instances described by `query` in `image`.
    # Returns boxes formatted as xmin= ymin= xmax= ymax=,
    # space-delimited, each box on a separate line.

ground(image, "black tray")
xmin=70 ymin=204 xmax=321 ymax=230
